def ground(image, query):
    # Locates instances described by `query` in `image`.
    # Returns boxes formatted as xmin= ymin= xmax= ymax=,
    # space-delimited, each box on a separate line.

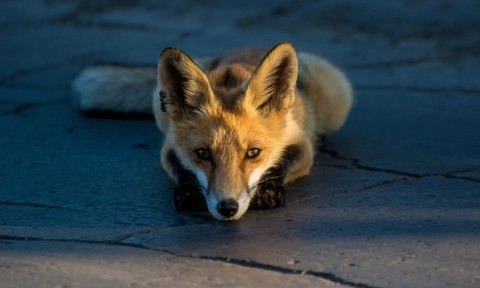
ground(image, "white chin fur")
xmin=236 ymin=192 xmax=251 ymax=219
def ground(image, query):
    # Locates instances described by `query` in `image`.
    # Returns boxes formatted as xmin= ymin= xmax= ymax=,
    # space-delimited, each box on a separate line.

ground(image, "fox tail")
xmin=72 ymin=66 xmax=156 ymax=114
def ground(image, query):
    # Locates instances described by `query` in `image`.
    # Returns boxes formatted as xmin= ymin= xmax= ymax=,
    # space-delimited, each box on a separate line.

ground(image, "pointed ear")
xmin=158 ymin=47 xmax=213 ymax=117
xmin=245 ymin=43 xmax=298 ymax=116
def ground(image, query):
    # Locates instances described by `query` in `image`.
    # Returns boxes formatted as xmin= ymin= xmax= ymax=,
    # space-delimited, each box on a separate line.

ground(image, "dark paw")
xmin=250 ymin=180 xmax=286 ymax=210
xmin=173 ymin=184 xmax=207 ymax=212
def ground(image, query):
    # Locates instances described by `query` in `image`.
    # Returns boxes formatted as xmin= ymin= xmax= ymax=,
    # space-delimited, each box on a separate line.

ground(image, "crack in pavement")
xmin=0 ymin=19 xmax=161 ymax=32
xmin=105 ymin=222 xmax=203 ymax=243
xmin=0 ymin=235 xmax=381 ymax=288
xmin=54 ymin=19 xmax=162 ymax=32
xmin=320 ymin=150 xmax=422 ymax=178
xmin=0 ymin=201 xmax=77 ymax=211
xmin=292 ymin=177 xmax=404 ymax=204
xmin=1 ymin=98 xmax=69 ymax=115
xmin=0 ymin=0 xmax=140 ymax=31
xmin=195 ymin=255 xmax=380 ymax=288
xmin=355 ymin=84 xmax=480 ymax=95
xmin=346 ymin=46 xmax=480 ymax=70
xmin=433 ymin=167 xmax=480 ymax=183
xmin=0 ymin=53 xmax=98 ymax=86
xmin=0 ymin=14 xmax=197 ymax=35
xmin=235 ymin=0 xmax=316 ymax=29
xmin=321 ymin=149 xmax=480 ymax=183
xmin=3 ymin=84 xmax=70 ymax=91
xmin=54 ymin=0 xmax=141 ymax=23
xmin=443 ymin=174 xmax=480 ymax=183
xmin=0 ymin=0 xmax=166 ymax=33
xmin=346 ymin=178 xmax=405 ymax=193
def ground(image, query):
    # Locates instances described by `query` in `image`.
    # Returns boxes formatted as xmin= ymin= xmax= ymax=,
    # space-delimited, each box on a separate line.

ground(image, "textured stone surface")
xmin=1 ymin=241 xmax=349 ymax=288
xmin=1 ymin=1 xmax=479 ymax=288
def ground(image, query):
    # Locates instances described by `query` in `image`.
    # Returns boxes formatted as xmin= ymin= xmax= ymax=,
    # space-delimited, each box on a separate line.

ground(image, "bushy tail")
xmin=297 ymin=52 xmax=353 ymax=135
xmin=72 ymin=65 xmax=157 ymax=114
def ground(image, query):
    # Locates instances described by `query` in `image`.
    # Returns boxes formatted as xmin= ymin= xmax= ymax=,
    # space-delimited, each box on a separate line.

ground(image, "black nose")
xmin=217 ymin=199 xmax=239 ymax=218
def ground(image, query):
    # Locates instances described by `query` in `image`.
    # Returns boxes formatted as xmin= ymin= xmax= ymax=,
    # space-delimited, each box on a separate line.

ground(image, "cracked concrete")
xmin=1 ymin=1 xmax=479 ymax=288
xmin=320 ymin=148 xmax=480 ymax=183
xmin=2 ymin=240 xmax=352 ymax=288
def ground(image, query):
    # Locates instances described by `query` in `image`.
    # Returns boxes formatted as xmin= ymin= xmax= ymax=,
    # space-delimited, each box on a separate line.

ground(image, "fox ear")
xmin=158 ymin=47 xmax=213 ymax=117
xmin=245 ymin=43 xmax=298 ymax=116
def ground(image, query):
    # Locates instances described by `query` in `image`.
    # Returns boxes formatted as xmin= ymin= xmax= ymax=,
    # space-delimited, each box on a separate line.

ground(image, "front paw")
xmin=173 ymin=184 xmax=206 ymax=212
xmin=250 ymin=180 xmax=286 ymax=210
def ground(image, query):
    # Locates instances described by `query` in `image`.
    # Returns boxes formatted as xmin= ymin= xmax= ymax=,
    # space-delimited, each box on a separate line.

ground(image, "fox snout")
xmin=216 ymin=198 xmax=239 ymax=218
xmin=205 ymin=191 xmax=251 ymax=221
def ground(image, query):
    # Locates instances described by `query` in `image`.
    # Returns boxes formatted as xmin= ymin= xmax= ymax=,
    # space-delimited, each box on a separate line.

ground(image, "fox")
xmin=72 ymin=42 xmax=353 ymax=221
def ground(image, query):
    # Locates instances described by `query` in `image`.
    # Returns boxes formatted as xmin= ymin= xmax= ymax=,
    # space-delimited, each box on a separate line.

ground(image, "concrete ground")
xmin=1 ymin=1 xmax=479 ymax=287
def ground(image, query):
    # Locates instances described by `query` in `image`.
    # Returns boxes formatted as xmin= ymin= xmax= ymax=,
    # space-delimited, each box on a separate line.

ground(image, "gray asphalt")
xmin=1 ymin=1 xmax=479 ymax=287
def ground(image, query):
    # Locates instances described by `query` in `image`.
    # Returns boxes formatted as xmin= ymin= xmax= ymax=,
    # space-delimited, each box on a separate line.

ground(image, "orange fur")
xmin=153 ymin=43 xmax=353 ymax=220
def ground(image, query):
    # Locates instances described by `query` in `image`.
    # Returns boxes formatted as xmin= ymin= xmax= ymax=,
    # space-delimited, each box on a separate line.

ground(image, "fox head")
xmin=157 ymin=43 xmax=298 ymax=220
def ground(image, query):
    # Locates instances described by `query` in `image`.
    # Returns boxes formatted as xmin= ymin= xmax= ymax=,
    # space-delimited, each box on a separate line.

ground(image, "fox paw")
xmin=250 ymin=180 xmax=285 ymax=210
xmin=173 ymin=184 xmax=206 ymax=212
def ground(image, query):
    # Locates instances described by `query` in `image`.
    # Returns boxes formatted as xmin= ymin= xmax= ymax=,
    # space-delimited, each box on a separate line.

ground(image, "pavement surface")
xmin=1 ymin=1 xmax=479 ymax=287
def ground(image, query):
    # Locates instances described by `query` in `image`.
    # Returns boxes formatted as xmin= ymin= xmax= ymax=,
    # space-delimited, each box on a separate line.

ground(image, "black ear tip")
xmin=160 ymin=47 xmax=186 ymax=61
xmin=160 ymin=47 xmax=174 ymax=56
xmin=161 ymin=46 xmax=181 ymax=54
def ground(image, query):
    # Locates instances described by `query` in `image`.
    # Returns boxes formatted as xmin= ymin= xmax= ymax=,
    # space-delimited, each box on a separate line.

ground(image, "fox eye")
xmin=195 ymin=148 xmax=212 ymax=160
xmin=246 ymin=148 xmax=261 ymax=159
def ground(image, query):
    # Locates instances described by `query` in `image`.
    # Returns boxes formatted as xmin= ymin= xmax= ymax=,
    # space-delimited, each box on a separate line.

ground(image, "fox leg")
xmin=250 ymin=139 xmax=313 ymax=209
xmin=163 ymin=149 xmax=206 ymax=212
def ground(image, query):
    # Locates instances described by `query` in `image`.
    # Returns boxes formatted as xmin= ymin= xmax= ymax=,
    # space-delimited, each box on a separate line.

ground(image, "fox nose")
xmin=217 ymin=199 xmax=239 ymax=218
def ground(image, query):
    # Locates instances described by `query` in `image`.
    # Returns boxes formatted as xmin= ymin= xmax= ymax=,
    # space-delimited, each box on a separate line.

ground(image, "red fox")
xmin=73 ymin=42 xmax=353 ymax=220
